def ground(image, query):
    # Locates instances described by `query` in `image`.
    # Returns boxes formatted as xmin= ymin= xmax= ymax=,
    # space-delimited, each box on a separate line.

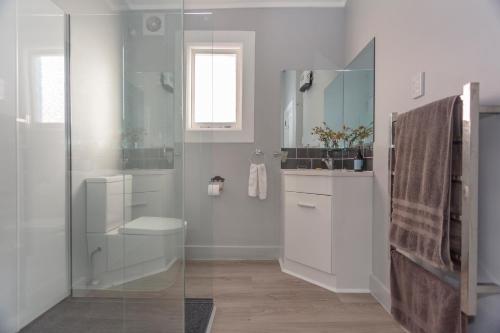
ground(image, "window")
xmin=33 ymin=54 xmax=65 ymax=123
xmin=185 ymin=31 xmax=255 ymax=143
xmin=190 ymin=47 xmax=242 ymax=129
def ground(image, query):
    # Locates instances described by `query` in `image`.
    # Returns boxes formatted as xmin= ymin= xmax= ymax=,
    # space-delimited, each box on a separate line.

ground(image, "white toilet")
xmin=85 ymin=175 xmax=184 ymax=290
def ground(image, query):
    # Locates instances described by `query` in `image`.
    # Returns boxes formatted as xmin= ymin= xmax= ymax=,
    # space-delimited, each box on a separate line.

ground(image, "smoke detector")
xmin=143 ymin=13 xmax=165 ymax=36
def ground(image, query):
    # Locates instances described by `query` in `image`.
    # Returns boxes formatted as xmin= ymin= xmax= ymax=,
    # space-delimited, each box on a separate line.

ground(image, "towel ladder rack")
xmin=389 ymin=82 xmax=500 ymax=317
xmin=390 ymin=171 xmax=462 ymax=182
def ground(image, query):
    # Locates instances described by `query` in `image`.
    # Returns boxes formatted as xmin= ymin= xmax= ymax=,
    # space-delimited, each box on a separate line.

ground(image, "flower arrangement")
xmin=311 ymin=122 xmax=373 ymax=148
xmin=122 ymin=127 xmax=147 ymax=148
xmin=311 ymin=122 xmax=342 ymax=148
xmin=350 ymin=123 xmax=374 ymax=147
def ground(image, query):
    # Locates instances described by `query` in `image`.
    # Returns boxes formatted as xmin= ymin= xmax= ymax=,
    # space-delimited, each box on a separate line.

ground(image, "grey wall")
xmin=70 ymin=15 xmax=124 ymax=287
xmin=184 ymin=8 xmax=345 ymax=259
xmin=345 ymin=0 xmax=500 ymax=330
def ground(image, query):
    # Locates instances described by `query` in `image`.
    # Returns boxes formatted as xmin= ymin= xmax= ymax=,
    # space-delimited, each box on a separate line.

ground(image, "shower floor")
xmin=20 ymin=297 xmax=214 ymax=333
xmin=20 ymin=297 xmax=186 ymax=333
xmin=21 ymin=260 xmax=208 ymax=333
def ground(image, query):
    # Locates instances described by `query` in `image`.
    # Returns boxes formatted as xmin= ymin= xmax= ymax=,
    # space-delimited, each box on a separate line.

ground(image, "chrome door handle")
xmin=16 ymin=115 xmax=31 ymax=124
xmin=297 ymin=202 xmax=316 ymax=209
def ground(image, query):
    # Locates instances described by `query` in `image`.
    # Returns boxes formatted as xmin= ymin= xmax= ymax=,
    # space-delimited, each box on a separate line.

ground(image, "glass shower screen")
xmin=68 ymin=1 xmax=185 ymax=332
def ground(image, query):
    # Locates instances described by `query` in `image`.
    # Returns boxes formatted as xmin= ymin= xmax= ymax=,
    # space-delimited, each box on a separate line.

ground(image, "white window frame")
xmin=187 ymin=45 xmax=243 ymax=130
xmin=185 ymin=30 xmax=255 ymax=143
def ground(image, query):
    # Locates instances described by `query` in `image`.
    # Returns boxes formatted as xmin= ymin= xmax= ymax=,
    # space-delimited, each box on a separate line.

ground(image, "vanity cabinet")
xmin=281 ymin=170 xmax=373 ymax=292
xmin=284 ymin=191 xmax=333 ymax=273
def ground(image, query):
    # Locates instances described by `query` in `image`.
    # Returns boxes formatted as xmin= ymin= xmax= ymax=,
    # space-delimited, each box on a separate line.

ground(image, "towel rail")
xmin=480 ymin=105 xmax=500 ymax=114
xmin=389 ymin=82 xmax=500 ymax=318
xmin=390 ymin=171 xmax=462 ymax=182
xmin=249 ymin=148 xmax=265 ymax=163
xmin=393 ymin=248 xmax=459 ymax=287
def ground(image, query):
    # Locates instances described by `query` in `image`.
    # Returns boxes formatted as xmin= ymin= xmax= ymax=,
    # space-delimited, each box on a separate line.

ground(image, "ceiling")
xmin=52 ymin=0 xmax=346 ymax=13
xmin=184 ymin=0 xmax=347 ymax=10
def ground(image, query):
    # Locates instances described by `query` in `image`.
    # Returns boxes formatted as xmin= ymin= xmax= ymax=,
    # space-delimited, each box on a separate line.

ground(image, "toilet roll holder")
xmin=209 ymin=176 xmax=225 ymax=192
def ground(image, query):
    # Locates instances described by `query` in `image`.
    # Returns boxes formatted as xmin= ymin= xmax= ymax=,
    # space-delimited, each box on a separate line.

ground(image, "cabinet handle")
xmin=297 ymin=202 xmax=316 ymax=209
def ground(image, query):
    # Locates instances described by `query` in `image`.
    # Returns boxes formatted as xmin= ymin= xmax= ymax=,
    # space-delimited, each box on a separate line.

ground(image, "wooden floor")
xmin=186 ymin=260 xmax=404 ymax=333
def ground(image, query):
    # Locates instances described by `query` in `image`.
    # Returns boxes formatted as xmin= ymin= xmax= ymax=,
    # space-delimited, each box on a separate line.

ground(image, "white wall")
xmin=0 ymin=0 xmax=69 ymax=331
xmin=0 ymin=1 xmax=20 ymax=331
xmin=17 ymin=0 xmax=69 ymax=328
xmin=477 ymin=114 xmax=500 ymax=332
xmin=184 ymin=8 xmax=345 ymax=259
xmin=345 ymin=0 xmax=500 ymax=329
xmin=70 ymin=15 xmax=124 ymax=287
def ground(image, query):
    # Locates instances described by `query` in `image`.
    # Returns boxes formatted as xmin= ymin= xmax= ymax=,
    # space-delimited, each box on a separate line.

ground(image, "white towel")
xmin=257 ymin=163 xmax=267 ymax=200
xmin=248 ymin=163 xmax=258 ymax=197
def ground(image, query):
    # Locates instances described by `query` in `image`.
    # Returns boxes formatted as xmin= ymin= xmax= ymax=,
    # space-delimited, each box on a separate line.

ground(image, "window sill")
xmin=184 ymin=127 xmax=254 ymax=143
xmin=186 ymin=127 xmax=243 ymax=132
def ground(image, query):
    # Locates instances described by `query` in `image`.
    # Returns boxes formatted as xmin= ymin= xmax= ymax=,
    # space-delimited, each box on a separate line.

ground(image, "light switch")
xmin=411 ymin=72 xmax=425 ymax=99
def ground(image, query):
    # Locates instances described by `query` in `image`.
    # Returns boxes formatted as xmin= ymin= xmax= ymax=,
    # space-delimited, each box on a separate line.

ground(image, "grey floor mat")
xmin=185 ymin=298 xmax=214 ymax=333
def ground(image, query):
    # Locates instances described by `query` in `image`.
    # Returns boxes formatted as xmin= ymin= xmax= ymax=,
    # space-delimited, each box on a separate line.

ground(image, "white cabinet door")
xmin=284 ymin=192 xmax=332 ymax=273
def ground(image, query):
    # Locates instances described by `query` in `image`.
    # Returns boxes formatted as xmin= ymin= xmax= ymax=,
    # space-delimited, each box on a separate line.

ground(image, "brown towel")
xmin=390 ymin=96 xmax=462 ymax=271
xmin=390 ymin=250 xmax=466 ymax=333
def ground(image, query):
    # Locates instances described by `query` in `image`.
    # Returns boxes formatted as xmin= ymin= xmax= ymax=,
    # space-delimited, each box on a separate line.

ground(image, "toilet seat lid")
xmin=119 ymin=216 xmax=184 ymax=236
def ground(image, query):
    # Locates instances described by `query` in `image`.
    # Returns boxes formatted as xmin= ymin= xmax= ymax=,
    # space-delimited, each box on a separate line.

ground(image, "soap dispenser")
xmin=354 ymin=147 xmax=364 ymax=172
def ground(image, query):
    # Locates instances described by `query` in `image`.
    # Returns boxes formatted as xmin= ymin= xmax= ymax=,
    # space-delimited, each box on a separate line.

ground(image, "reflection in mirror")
xmin=281 ymin=39 xmax=374 ymax=149
xmin=281 ymin=69 xmax=339 ymax=148
xmin=280 ymin=39 xmax=374 ymax=171
xmin=342 ymin=38 xmax=375 ymax=147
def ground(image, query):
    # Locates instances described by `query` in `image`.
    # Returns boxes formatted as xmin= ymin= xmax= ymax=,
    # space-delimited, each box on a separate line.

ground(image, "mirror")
xmin=281 ymin=39 xmax=375 ymax=149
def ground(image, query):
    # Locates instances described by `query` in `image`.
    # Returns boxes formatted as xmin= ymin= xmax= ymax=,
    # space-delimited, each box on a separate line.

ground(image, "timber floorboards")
xmin=185 ymin=260 xmax=404 ymax=333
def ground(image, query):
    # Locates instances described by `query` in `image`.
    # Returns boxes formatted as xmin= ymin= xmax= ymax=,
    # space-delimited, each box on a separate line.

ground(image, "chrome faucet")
xmin=321 ymin=151 xmax=334 ymax=170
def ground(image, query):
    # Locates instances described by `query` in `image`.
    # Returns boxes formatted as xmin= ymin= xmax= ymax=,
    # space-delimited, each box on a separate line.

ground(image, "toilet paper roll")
xmin=208 ymin=184 xmax=221 ymax=196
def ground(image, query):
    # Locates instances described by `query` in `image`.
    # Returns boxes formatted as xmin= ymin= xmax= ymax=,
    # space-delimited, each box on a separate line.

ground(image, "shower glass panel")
xmin=122 ymin=7 xmax=185 ymax=330
xmin=0 ymin=2 xmax=19 ymax=330
xmin=0 ymin=0 xmax=68 ymax=331
xmin=68 ymin=1 xmax=185 ymax=332
xmin=16 ymin=2 xmax=68 ymax=330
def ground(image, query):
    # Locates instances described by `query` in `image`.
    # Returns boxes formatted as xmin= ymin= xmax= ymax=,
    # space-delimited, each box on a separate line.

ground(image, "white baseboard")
xmin=278 ymin=258 xmax=369 ymax=294
xmin=185 ymin=245 xmax=279 ymax=260
xmin=369 ymin=273 xmax=391 ymax=314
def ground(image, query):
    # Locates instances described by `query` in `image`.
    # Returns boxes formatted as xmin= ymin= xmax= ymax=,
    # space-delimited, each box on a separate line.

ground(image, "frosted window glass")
xmin=194 ymin=53 xmax=237 ymax=124
xmin=36 ymin=55 xmax=65 ymax=123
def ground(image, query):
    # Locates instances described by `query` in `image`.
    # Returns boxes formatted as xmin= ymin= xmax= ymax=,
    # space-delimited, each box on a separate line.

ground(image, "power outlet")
xmin=411 ymin=72 xmax=425 ymax=99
